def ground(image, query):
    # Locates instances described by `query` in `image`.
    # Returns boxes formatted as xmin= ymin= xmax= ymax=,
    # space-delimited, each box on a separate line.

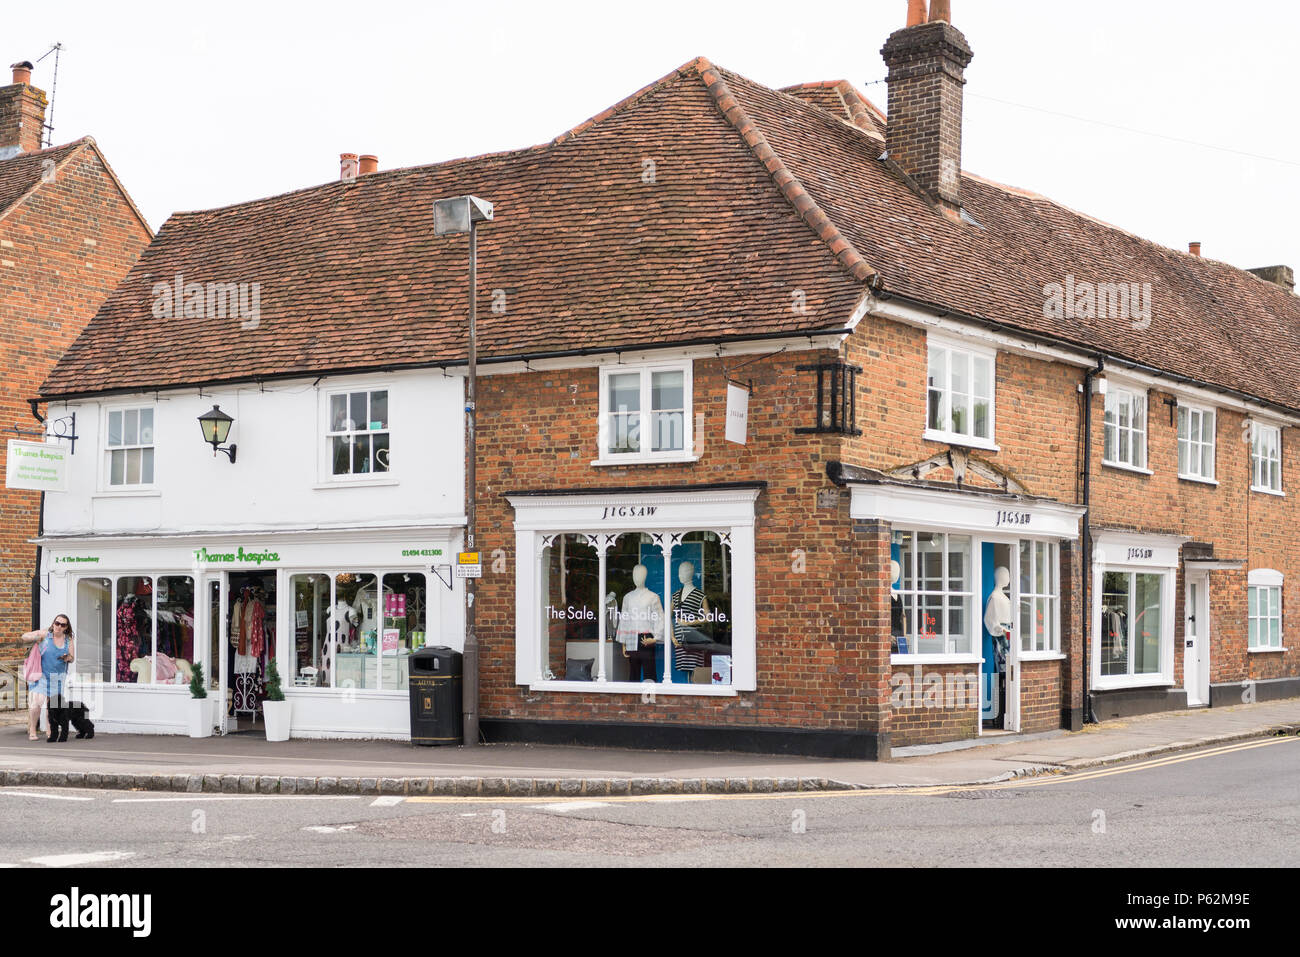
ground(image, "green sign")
xmin=400 ymin=548 xmax=444 ymax=558
xmin=6 ymin=440 xmax=68 ymax=492
xmin=193 ymin=546 xmax=280 ymax=565
xmin=54 ymin=556 xmax=101 ymax=564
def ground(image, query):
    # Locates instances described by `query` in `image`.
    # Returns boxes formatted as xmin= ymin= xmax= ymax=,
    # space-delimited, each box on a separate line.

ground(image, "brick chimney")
xmin=0 ymin=61 xmax=48 ymax=157
xmin=881 ymin=1 xmax=973 ymax=219
xmin=1249 ymin=265 xmax=1296 ymax=294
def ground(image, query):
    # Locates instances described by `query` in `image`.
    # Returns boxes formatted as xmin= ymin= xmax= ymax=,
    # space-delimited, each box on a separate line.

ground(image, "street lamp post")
xmin=434 ymin=194 xmax=493 ymax=748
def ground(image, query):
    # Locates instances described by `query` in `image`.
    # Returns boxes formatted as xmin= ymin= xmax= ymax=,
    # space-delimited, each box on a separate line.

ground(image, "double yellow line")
xmin=405 ymin=735 xmax=1296 ymax=806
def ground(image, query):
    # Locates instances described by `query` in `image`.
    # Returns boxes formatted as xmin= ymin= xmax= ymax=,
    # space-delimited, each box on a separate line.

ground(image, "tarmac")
xmin=0 ymin=698 xmax=1296 ymax=797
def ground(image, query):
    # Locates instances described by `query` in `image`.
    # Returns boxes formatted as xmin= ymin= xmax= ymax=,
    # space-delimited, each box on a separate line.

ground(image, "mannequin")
xmin=889 ymin=560 xmax=905 ymax=652
xmin=615 ymin=564 xmax=664 ymax=682
xmin=983 ymin=566 xmax=1013 ymax=672
xmin=671 ymin=561 xmax=710 ymax=672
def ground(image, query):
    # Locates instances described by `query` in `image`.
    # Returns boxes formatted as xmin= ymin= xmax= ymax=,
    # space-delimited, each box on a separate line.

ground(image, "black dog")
xmin=46 ymin=696 xmax=94 ymax=742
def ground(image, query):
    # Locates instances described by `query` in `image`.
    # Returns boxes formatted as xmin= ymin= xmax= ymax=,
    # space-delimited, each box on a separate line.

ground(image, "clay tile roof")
xmin=39 ymin=59 xmax=1300 ymax=415
xmin=0 ymin=139 xmax=87 ymax=221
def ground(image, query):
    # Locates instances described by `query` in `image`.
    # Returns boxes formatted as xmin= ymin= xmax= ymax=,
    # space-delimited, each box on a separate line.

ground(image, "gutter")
xmin=33 ymin=326 xmax=854 ymax=405
xmin=28 ymin=403 xmax=46 ymax=632
xmin=1080 ymin=358 xmax=1104 ymax=726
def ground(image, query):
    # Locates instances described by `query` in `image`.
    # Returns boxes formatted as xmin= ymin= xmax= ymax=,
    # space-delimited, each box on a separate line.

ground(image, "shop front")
xmin=845 ymin=475 xmax=1086 ymax=745
xmin=42 ymin=527 xmax=464 ymax=738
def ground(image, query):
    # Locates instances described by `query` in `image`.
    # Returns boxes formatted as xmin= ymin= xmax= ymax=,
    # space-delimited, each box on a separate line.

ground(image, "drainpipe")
xmin=1080 ymin=357 xmax=1104 ymax=725
xmin=28 ymin=403 xmax=46 ymax=631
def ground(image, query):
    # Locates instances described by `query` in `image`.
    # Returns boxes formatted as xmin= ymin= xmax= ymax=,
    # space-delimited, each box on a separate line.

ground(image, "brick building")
xmin=29 ymin=3 xmax=1300 ymax=753
xmin=0 ymin=60 xmax=152 ymax=667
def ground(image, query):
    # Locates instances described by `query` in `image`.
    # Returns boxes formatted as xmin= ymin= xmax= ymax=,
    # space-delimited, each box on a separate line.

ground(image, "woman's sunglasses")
xmin=54 ymin=620 xmax=70 ymax=628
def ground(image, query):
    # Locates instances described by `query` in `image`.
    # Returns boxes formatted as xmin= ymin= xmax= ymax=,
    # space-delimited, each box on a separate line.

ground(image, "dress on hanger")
xmin=116 ymin=598 xmax=139 ymax=682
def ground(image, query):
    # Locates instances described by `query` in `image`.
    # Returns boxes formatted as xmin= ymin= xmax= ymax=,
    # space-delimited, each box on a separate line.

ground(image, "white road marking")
xmin=531 ymin=801 xmax=611 ymax=813
xmin=370 ymin=796 xmax=405 ymax=807
xmin=303 ymin=825 xmax=357 ymax=834
xmin=0 ymin=790 xmax=94 ymax=801
xmin=113 ymin=795 xmax=362 ymax=803
xmin=25 ymin=851 xmax=135 ymax=867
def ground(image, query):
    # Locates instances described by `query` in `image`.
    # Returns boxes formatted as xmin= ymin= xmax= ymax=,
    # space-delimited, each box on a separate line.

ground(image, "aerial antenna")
xmin=35 ymin=42 xmax=62 ymax=148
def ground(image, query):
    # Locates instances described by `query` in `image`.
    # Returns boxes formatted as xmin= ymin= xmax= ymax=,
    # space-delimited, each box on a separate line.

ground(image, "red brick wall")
xmin=889 ymin=662 xmax=979 ymax=747
xmin=1019 ymin=658 xmax=1062 ymax=733
xmin=0 ymin=145 xmax=150 ymax=661
xmin=474 ymin=350 xmax=895 ymax=737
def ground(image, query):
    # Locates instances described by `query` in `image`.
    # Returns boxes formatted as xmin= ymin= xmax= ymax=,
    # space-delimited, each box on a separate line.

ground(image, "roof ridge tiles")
xmin=699 ymin=63 xmax=879 ymax=285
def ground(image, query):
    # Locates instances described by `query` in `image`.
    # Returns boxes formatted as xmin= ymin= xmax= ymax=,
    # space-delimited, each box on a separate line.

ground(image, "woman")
xmin=20 ymin=616 xmax=74 ymax=743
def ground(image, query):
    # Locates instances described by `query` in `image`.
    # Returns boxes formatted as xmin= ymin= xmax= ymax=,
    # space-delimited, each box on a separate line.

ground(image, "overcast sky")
xmin=11 ymin=0 xmax=1299 ymax=276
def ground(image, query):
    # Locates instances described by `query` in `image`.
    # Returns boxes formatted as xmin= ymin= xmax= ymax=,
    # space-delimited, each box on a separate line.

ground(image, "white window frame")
xmin=318 ymin=382 xmax=396 ymax=485
xmin=1250 ymin=421 xmax=1284 ymax=495
xmin=923 ymin=335 xmax=998 ymax=451
xmin=1247 ymin=568 xmax=1284 ymax=652
xmin=1177 ymin=403 xmax=1217 ymax=483
xmin=891 ymin=529 xmax=980 ymax=662
xmin=508 ymin=488 xmax=757 ymax=695
xmin=101 ymin=404 xmax=158 ymax=491
xmin=1102 ymin=386 xmax=1149 ymax=473
xmin=1017 ymin=539 xmax=1061 ymax=657
xmin=594 ymin=360 xmax=696 ymax=466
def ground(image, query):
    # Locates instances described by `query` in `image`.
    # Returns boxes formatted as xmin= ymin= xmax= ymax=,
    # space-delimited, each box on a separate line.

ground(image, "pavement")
xmin=0 ymin=697 xmax=1296 ymax=797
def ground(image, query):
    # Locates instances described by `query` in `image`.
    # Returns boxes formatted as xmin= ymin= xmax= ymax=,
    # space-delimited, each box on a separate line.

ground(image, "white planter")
xmin=263 ymin=700 xmax=292 ymax=742
xmin=187 ymin=697 xmax=215 ymax=738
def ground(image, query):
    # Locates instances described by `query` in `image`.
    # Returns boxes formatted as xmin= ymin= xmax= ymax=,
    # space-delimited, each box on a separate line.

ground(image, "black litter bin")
xmin=408 ymin=646 xmax=464 ymax=746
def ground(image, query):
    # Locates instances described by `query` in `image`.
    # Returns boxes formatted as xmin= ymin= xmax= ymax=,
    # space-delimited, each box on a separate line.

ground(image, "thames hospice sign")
xmin=5 ymin=440 xmax=68 ymax=492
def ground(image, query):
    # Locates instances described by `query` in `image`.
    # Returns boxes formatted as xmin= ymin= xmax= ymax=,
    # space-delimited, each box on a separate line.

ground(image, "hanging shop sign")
xmin=725 ymin=383 xmax=750 ymax=445
xmin=5 ymin=440 xmax=69 ymax=492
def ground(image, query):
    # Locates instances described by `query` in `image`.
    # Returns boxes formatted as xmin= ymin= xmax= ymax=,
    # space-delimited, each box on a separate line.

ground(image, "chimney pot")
xmin=1189 ymin=242 xmax=1202 ymax=257
xmin=10 ymin=61 xmax=33 ymax=85
xmin=340 ymin=152 xmax=359 ymax=182
xmin=907 ymin=0 xmax=928 ymax=26
xmin=929 ymin=0 xmax=951 ymax=22
xmin=359 ymin=154 xmax=378 ymax=175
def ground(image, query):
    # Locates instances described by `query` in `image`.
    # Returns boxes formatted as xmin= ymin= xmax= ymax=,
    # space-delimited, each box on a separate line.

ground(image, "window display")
xmin=892 ymin=530 xmax=973 ymax=655
xmin=539 ymin=529 xmax=732 ymax=686
xmin=115 ymin=576 xmax=153 ymax=683
xmin=1101 ymin=570 xmax=1163 ymax=677
xmin=75 ymin=578 xmax=112 ymax=681
xmin=1018 ymin=540 xmax=1058 ymax=654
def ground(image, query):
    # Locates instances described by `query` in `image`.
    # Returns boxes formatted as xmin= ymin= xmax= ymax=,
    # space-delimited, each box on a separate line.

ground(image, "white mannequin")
xmin=615 ymin=564 xmax=664 ymax=651
xmin=983 ymin=566 xmax=1014 ymax=637
xmin=890 ymin=560 xmax=902 ymax=589
xmin=677 ymin=562 xmax=697 ymax=602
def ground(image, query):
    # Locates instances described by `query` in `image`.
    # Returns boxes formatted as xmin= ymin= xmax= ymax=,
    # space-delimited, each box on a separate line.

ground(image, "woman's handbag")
xmin=23 ymin=640 xmax=43 ymax=684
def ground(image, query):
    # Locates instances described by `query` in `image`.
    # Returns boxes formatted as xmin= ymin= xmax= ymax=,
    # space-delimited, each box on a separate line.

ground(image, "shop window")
xmin=795 ymin=361 xmax=862 ymax=436
xmin=114 ymin=576 xmax=154 ymax=683
xmin=1103 ymin=388 xmax=1148 ymax=470
xmin=597 ymin=361 xmax=693 ymax=462
xmin=1251 ymin=423 xmax=1282 ymax=493
xmin=892 ymin=530 xmax=974 ymax=656
xmin=1018 ymin=541 xmax=1059 ymax=654
xmin=291 ymin=570 xmax=428 ymax=691
xmin=155 ymin=576 xmax=196 ymax=684
xmin=537 ymin=529 xmax=733 ymax=686
xmin=328 ymin=389 xmax=390 ymax=476
xmin=1177 ymin=405 xmax=1216 ymax=481
xmin=105 ymin=406 xmax=155 ymax=486
xmin=75 ymin=578 xmax=112 ymax=682
xmin=1100 ymin=570 xmax=1163 ymax=677
xmin=1248 ymin=570 xmax=1283 ymax=650
xmin=926 ymin=338 xmax=995 ymax=447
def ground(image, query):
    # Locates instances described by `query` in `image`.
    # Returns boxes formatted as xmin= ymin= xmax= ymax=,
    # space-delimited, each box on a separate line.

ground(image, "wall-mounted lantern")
xmin=197 ymin=405 xmax=237 ymax=463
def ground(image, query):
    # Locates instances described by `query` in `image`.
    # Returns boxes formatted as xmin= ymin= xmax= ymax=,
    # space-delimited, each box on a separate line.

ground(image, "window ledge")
xmin=891 ymin=654 xmax=982 ymax=666
xmin=1017 ymin=652 xmax=1067 ymax=662
xmin=93 ymin=489 xmax=162 ymax=499
xmin=1178 ymin=473 xmax=1218 ymax=486
xmin=591 ymin=455 xmax=700 ymax=468
xmin=1102 ymin=460 xmax=1153 ymax=477
xmin=312 ymin=478 xmax=399 ymax=490
xmin=529 ymin=680 xmax=737 ymax=696
xmin=1092 ymin=676 xmax=1174 ymax=691
xmin=1250 ymin=486 xmax=1285 ymax=498
xmin=922 ymin=430 xmax=999 ymax=454
xmin=1247 ymin=646 xmax=1287 ymax=654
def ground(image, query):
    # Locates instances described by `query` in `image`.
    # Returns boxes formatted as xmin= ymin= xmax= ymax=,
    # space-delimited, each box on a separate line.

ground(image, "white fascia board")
xmin=1101 ymin=368 xmax=1300 ymax=427
xmin=472 ymin=334 xmax=848 ymax=377
xmin=863 ymin=295 xmax=1094 ymax=369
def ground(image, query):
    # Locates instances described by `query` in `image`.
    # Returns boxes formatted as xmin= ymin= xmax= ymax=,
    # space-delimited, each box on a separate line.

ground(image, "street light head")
xmin=433 ymin=195 xmax=494 ymax=236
